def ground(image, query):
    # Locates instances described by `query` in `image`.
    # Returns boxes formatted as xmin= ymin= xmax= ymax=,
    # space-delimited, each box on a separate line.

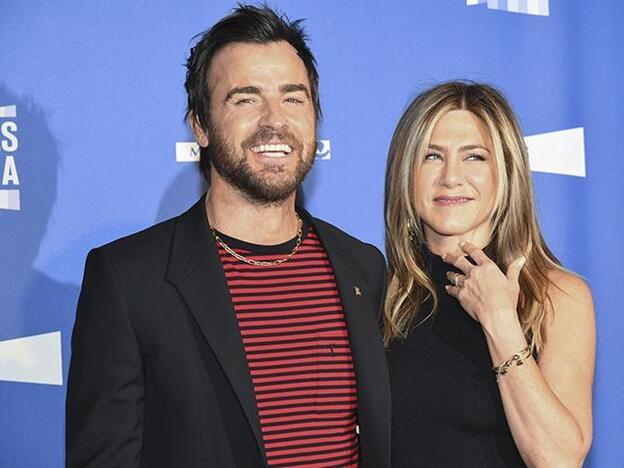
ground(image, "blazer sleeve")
xmin=369 ymin=245 xmax=387 ymax=323
xmin=66 ymin=248 xmax=144 ymax=467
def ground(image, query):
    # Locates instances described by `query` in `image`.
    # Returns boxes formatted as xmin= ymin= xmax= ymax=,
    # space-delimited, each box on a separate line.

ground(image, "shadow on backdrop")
xmin=155 ymin=161 xmax=206 ymax=223
xmin=0 ymin=83 xmax=78 ymax=468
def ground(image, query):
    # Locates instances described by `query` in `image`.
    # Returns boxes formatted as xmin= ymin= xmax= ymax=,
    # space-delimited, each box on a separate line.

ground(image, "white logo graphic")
xmin=175 ymin=142 xmax=201 ymax=162
xmin=0 ymin=332 xmax=63 ymax=386
xmin=177 ymin=131 xmax=584 ymax=177
xmin=1 ymin=105 xmax=20 ymax=211
xmin=316 ymin=139 xmax=331 ymax=160
xmin=467 ymin=0 xmax=549 ymax=16
xmin=0 ymin=105 xmax=16 ymax=118
xmin=176 ymin=140 xmax=332 ymax=162
xmin=525 ymin=127 xmax=585 ymax=177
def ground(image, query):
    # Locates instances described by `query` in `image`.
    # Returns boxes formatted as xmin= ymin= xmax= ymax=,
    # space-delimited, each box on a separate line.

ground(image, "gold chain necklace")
xmin=210 ymin=213 xmax=303 ymax=267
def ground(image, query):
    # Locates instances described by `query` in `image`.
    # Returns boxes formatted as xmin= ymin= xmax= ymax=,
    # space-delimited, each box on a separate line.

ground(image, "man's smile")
xmin=250 ymin=143 xmax=293 ymax=158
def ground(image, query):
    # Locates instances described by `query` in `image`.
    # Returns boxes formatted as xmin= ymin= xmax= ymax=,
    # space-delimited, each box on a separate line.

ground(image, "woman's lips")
xmin=433 ymin=196 xmax=474 ymax=205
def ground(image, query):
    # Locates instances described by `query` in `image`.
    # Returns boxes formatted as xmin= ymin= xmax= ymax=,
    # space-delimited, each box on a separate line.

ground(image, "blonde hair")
xmin=383 ymin=81 xmax=562 ymax=351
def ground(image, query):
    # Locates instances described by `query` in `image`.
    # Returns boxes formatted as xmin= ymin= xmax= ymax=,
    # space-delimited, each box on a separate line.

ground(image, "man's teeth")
xmin=251 ymin=144 xmax=292 ymax=156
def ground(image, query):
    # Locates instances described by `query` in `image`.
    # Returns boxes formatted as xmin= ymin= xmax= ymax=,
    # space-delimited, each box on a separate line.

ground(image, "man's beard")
xmin=207 ymin=123 xmax=317 ymax=205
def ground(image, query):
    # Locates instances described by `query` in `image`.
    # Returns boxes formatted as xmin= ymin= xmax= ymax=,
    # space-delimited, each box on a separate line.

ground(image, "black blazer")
xmin=66 ymin=197 xmax=391 ymax=468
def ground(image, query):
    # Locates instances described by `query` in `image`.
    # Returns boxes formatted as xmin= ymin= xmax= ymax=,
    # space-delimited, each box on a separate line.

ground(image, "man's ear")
xmin=190 ymin=113 xmax=209 ymax=148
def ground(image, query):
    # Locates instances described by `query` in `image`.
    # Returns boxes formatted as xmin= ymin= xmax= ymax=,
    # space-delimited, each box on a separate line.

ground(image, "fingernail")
xmin=459 ymin=241 xmax=466 ymax=247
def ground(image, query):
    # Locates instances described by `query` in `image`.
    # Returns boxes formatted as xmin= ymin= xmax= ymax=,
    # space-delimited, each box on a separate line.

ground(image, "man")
xmin=66 ymin=5 xmax=390 ymax=467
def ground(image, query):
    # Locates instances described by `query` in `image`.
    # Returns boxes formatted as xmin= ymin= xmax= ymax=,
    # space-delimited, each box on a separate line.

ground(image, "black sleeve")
xmin=368 ymin=245 xmax=388 ymax=323
xmin=66 ymin=248 xmax=144 ymax=467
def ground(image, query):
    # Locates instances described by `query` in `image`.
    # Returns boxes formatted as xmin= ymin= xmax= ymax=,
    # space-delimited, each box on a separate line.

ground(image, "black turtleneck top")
xmin=387 ymin=247 xmax=526 ymax=467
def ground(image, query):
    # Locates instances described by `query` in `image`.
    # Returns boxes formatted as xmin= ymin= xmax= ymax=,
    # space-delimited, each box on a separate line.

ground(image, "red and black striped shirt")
xmin=215 ymin=220 xmax=360 ymax=467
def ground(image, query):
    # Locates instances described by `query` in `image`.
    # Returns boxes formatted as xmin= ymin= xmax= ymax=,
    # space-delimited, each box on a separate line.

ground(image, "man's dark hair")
xmin=184 ymin=4 xmax=321 ymax=177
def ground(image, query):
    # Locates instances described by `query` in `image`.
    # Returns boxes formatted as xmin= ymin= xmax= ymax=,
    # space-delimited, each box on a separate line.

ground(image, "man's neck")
xmin=206 ymin=177 xmax=300 ymax=246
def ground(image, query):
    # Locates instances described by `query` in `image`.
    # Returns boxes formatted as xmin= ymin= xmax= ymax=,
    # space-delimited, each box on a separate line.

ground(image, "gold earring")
xmin=407 ymin=223 xmax=415 ymax=241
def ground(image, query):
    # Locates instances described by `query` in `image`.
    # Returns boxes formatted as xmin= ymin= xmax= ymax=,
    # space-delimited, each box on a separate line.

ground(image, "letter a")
xmin=2 ymin=156 xmax=20 ymax=185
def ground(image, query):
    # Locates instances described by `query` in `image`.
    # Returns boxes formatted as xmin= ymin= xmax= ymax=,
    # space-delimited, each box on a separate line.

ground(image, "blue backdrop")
xmin=1 ymin=1 xmax=622 ymax=466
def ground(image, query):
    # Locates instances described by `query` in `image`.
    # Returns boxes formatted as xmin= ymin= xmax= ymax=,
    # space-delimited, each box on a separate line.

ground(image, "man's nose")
xmin=259 ymin=99 xmax=286 ymax=130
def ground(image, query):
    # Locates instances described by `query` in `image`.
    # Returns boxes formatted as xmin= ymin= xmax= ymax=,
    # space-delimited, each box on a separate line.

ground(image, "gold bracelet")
xmin=492 ymin=344 xmax=532 ymax=381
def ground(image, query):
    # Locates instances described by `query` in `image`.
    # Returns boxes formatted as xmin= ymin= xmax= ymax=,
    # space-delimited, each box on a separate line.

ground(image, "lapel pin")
xmin=353 ymin=286 xmax=362 ymax=296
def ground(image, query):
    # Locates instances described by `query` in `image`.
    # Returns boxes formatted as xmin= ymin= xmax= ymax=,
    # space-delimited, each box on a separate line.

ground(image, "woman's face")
xmin=414 ymin=109 xmax=498 ymax=248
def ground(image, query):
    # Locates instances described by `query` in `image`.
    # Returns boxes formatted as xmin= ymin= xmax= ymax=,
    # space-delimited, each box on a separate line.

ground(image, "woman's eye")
xmin=424 ymin=153 xmax=442 ymax=161
xmin=466 ymin=153 xmax=486 ymax=161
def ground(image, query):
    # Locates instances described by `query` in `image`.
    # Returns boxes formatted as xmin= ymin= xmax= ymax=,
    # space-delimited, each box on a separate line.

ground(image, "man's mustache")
xmin=243 ymin=126 xmax=303 ymax=151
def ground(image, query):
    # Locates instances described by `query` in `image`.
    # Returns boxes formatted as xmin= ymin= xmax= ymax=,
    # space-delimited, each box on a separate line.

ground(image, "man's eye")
xmin=234 ymin=98 xmax=255 ymax=105
xmin=285 ymin=97 xmax=304 ymax=104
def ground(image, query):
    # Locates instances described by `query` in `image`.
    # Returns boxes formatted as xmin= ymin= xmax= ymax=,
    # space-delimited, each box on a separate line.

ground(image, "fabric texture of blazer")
xmin=66 ymin=196 xmax=391 ymax=468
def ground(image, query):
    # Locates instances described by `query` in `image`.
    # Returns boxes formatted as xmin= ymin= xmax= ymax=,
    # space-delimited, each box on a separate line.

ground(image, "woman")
xmin=384 ymin=81 xmax=595 ymax=467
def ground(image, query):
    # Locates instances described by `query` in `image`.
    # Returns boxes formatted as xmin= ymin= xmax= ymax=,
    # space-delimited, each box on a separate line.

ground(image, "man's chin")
xmin=241 ymin=164 xmax=311 ymax=200
xmin=247 ymin=158 xmax=300 ymax=177
xmin=239 ymin=178 xmax=300 ymax=204
xmin=211 ymin=150 xmax=312 ymax=204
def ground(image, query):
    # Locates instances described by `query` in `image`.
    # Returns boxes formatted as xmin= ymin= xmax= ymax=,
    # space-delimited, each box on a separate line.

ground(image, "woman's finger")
xmin=459 ymin=241 xmax=490 ymax=265
xmin=442 ymin=253 xmax=474 ymax=274
xmin=445 ymin=284 xmax=461 ymax=297
xmin=506 ymin=256 xmax=526 ymax=283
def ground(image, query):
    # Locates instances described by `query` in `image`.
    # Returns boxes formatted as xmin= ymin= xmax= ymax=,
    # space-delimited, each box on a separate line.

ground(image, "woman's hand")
xmin=444 ymin=243 xmax=595 ymax=465
xmin=442 ymin=241 xmax=526 ymax=328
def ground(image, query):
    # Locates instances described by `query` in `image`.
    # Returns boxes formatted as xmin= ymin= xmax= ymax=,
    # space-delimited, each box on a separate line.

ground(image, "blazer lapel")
xmin=310 ymin=218 xmax=391 ymax=468
xmin=165 ymin=197 xmax=266 ymax=464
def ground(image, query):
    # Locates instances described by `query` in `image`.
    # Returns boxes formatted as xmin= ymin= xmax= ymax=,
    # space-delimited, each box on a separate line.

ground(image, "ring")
xmin=452 ymin=273 xmax=464 ymax=288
